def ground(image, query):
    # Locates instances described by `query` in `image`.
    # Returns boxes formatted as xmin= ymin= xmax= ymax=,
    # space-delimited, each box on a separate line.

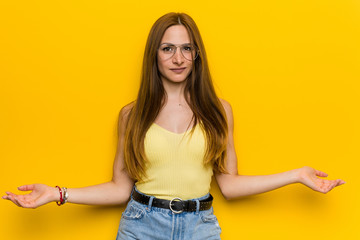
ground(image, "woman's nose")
xmin=172 ymin=47 xmax=184 ymax=64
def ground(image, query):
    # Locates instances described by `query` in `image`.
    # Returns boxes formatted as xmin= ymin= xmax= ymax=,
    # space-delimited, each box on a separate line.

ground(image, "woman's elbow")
xmin=217 ymin=183 xmax=235 ymax=200
xmin=216 ymin=172 xmax=243 ymax=200
xmin=222 ymin=191 xmax=236 ymax=201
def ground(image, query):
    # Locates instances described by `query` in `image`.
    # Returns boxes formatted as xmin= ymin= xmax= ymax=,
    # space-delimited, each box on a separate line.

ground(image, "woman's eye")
xmin=162 ymin=46 xmax=173 ymax=52
xmin=182 ymin=46 xmax=192 ymax=51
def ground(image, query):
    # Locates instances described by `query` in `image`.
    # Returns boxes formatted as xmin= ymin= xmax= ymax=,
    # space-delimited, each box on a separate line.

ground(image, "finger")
xmin=315 ymin=169 xmax=328 ymax=178
xmin=15 ymin=196 xmax=30 ymax=208
xmin=325 ymin=180 xmax=339 ymax=193
xmin=336 ymin=179 xmax=346 ymax=186
xmin=15 ymin=197 xmax=28 ymax=208
xmin=338 ymin=179 xmax=346 ymax=185
xmin=2 ymin=195 xmax=10 ymax=200
xmin=6 ymin=192 xmax=24 ymax=201
xmin=7 ymin=193 xmax=23 ymax=207
xmin=330 ymin=180 xmax=339 ymax=191
xmin=12 ymin=196 xmax=22 ymax=207
xmin=2 ymin=192 xmax=11 ymax=199
xmin=18 ymin=184 xmax=35 ymax=191
xmin=4 ymin=192 xmax=36 ymax=208
xmin=8 ymin=195 xmax=22 ymax=207
xmin=17 ymin=193 xmax=38 ymax=208
xmin=5 ymin=192 xmax=17 ymax=198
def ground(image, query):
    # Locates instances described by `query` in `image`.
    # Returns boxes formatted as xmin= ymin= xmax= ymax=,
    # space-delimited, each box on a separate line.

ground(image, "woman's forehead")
xmin=160 ymin=25 xmax=190 ymax=45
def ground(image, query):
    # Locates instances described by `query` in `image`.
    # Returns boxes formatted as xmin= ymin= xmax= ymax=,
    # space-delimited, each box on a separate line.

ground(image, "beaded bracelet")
xmin=55 ymin=186 xmax=64 ymax=206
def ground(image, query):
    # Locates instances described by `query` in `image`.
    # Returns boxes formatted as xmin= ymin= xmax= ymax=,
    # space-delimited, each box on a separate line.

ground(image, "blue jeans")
xmin=116 ymin=188 xmax=222 ymax=240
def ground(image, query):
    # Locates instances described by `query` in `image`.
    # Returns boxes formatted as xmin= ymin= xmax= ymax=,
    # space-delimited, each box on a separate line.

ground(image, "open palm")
xmin=298 ymin=166 xmax=345 ymax=193
xmin=2 ymin=184 xmax=56 ymax=209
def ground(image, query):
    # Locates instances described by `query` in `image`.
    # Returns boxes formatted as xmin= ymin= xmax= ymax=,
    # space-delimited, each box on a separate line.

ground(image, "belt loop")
xmin=146 ymin=196 xmax=154 ymax=212
xmin=195 ymin=199 xmax=200 ymax=214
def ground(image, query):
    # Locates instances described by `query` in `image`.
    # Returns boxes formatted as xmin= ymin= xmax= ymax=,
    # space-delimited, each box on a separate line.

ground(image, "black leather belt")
xmin=132 ymin=190 xmax=213 ymax=214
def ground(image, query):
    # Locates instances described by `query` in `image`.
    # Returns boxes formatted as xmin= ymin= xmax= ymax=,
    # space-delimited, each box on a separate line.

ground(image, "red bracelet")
xmin=55 ymin=186 xmax=64 ymax=206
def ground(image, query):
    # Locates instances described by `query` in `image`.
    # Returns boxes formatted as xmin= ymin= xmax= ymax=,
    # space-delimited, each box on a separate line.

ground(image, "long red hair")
xmin=124 ymin=12 xmax=228 ymax=181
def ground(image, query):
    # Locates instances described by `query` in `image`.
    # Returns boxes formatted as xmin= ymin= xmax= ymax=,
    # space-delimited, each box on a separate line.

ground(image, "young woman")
xmin=3 ymin=12 xmax=345 ymax=240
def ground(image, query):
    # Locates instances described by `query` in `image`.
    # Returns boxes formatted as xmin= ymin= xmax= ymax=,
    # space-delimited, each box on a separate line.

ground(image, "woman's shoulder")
xmin=219 ymin=98 xmax=232 ymax=112
xmin=218 ymin=98 xmax=234 ymax=124
xmin=120 ymin=101 xmax=135 ymax=115
xmin=118 ymin=101 xmax=135 ymax=126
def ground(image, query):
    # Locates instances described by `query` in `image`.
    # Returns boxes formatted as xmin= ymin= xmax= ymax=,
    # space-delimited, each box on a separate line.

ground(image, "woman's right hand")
xmin=2 ymin=184 xmax=59 ymax=209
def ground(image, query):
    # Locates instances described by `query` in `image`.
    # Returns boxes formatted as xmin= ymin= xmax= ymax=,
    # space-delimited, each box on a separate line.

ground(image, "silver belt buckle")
xmin=169 ymin=197 xmax=184 ymax=214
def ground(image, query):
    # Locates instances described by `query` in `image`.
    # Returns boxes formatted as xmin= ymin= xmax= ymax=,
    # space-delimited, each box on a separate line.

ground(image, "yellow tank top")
xmin=135 ymin=123 xmax=213 ymax=200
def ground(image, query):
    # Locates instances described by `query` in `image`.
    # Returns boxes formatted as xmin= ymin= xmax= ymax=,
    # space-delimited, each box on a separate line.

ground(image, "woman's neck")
xmin=162 ymin=79 xmax=188 ymax=104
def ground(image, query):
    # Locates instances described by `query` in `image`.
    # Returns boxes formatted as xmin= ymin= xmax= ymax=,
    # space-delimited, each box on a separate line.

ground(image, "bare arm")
xmin=3 ymin=104 xmax=135 ymax=208
xmin=215 ymin=99 xmax=345 ymax=200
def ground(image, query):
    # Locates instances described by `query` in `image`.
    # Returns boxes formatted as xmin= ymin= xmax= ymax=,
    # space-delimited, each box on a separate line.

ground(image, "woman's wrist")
xmin=291 ymin=167 xmax=306 ymax=184
xmin=50 ymin=186 xmax=62 ymax=202
xmin=284 ymin=168 xmax=302 ymax=184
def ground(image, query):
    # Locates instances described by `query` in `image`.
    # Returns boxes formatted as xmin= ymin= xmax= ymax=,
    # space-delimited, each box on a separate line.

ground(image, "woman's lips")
xmin=170 ymin=67 xmax=186 ymax=73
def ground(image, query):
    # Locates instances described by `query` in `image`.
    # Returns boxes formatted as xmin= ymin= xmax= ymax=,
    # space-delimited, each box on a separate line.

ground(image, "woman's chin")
xmin=162 ymin=76 xmax=189 ymax=84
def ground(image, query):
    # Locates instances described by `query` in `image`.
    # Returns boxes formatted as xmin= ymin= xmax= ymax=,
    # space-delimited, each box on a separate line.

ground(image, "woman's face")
xmin=157 ymin=25 xmax=193 ymax=84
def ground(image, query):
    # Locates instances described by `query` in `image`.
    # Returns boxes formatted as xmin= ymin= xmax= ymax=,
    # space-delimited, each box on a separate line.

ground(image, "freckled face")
xmin=157 ymin=25 xmax=193 ymax=84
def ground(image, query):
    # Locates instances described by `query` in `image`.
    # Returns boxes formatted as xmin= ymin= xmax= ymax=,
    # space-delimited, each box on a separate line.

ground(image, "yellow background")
xmin=1 ymin=0 xmax=359 ymax=239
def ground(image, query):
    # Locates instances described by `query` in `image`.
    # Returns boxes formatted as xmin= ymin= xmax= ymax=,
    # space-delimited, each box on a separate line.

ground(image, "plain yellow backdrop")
xmin=1 ymin=0 xmax=359 ymax=239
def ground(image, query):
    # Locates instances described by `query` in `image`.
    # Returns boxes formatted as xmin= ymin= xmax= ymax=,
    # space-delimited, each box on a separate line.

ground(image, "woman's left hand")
xmin=297 ymin=166 xmax=345 ymax=193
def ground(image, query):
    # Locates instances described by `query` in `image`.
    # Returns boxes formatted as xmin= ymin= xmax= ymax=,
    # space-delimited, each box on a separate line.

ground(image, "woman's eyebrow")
xmin=160 ymin=42 xmax=191 ymax=45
